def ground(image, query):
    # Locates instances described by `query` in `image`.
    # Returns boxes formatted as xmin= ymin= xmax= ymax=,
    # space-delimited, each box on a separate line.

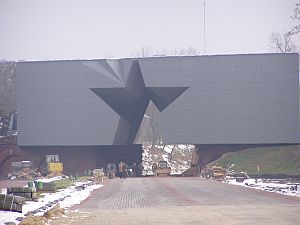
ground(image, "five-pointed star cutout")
xmin=91 ymin=60 xmax=188 ymax=145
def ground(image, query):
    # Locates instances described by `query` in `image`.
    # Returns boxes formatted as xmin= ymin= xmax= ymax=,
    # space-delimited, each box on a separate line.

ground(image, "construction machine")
xmin=210 ymin=164 xmax=226 ymax=180
xmin=156 ymin=161 xmax=171 ymax=176
xmin=40 ymin=155 xmax=63 ymax=176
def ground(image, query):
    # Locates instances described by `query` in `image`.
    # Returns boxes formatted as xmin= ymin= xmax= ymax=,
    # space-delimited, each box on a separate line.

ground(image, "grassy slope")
xmin=211 ymin=145 xmax=300 ymax=176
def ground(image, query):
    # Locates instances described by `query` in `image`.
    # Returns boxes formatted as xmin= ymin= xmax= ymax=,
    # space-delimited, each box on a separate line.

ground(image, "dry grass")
xmin=212 ymin=145 xmax=300 ymax=176
xmin=19 ymin=216 xmax=47 ymax=225
xmin=19 ymin=204 xmax=65 ymax=225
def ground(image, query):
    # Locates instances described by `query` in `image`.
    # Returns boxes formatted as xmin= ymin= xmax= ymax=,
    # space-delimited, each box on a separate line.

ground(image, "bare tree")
xmin=105 ymin=53 xmax=114 ymax=58
xmin=270 ymin=1 xmax=300 ymax=53
xmin=269 ymin=32 xmax=297 ymax=53
xmin=169 ymin=145 xmax=177 ymax=161
xmin=132 ymin=46 xmax=200 ymax=58
xmin=289 ymin=0 xmax=300 ymax=35
xmin=156 ymin=47 xmax=200 ymax=57
xmin=133 ymin=46 xmax=153 ymax=58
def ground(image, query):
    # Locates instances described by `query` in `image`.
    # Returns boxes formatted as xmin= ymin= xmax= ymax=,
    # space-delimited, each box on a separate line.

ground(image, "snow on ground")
xmin=35 ymin=176 xmax=66 ymax=183
xmin=163 ymin=145 xmax=173 ymax=154
xmin=225 ymin=178 xmax=300 ymax=198
xmin=0 ymin=178 xmax=103 ymax=225
xmin=142 ymin=144 xmax=194 ymax=175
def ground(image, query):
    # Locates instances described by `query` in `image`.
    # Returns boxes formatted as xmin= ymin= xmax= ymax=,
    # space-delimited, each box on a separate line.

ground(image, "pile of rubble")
xmin=9 ymin=161 xmax=40 ymax=180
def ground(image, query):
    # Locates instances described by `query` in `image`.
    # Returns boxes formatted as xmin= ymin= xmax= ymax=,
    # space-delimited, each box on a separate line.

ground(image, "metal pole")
xmin=203 ymin=0 xmax=206 ymax=55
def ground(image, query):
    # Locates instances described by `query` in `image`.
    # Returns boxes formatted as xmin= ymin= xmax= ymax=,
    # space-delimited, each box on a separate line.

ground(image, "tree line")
xmin=0 ymin=61 xmax=16 ymax=116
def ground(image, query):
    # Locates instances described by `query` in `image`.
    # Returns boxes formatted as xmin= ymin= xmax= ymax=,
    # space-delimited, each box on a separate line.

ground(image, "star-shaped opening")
xmin=91 ymin=60 xmax=188 ymax=145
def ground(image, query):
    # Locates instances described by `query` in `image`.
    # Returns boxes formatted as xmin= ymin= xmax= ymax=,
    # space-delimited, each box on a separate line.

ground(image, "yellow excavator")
xmin=156 ymin=161 xmax=171 ymax=176
xmin=40 ymin=155 xmax=63 ymax=176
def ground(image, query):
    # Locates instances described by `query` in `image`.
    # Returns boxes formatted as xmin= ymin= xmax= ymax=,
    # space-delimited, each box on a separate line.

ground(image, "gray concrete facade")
xmin=16 ymin=53 xmax=299 ymax=146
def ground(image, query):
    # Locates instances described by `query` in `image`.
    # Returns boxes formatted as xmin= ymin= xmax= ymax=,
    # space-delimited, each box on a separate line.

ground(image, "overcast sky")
xmin=0 ymin=0 xmax=299 ymax=61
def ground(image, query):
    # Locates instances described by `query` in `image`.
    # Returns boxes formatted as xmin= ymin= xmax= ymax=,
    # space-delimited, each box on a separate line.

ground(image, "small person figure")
xmin=152 ymin=162 xmax=158 ymax=176
xmin=107 ymin=162 xmax=116 ymax=179
xmin=118 ymin=161 xmax=124 ymax=178
xmin=132 ymin=162 xmax=137 ymax=177
xmin=137 ymin=163 xmax=144 ymax=177
xmin=118 ymin=161 xmax=127 ymax=178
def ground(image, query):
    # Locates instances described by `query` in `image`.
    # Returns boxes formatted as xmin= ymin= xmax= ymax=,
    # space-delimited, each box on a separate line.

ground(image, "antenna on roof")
xmin=203 ymin=0 xmax=206 ymax=55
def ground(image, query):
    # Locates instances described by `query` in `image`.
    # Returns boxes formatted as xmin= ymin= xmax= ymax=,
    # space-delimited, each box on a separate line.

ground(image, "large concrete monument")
xmin=17 ymin=53 xmax=299 ymax=146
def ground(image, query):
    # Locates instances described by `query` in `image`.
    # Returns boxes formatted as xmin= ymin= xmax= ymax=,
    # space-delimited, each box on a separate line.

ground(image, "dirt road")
xmin=51 ymin=177 xmax=300 ymax=225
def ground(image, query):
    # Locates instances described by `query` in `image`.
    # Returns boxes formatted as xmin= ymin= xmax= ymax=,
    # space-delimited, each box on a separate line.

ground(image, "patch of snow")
xmin=142 ymin=143 xmax=194 ymax=176
xmin=0 ymin=180 xmax=103 ymax=225
xmin=163 ymin=145 xmax=173 ymax=153
xmin=35 ymin=176 xmax=65 ymax=183
xmin=59 ymin=182 xmax=102 ymax=209
xmin=225 ymin=178 xmax=300 ymax=198
xmin=161 ymin=154 xmax=169 ymax=162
